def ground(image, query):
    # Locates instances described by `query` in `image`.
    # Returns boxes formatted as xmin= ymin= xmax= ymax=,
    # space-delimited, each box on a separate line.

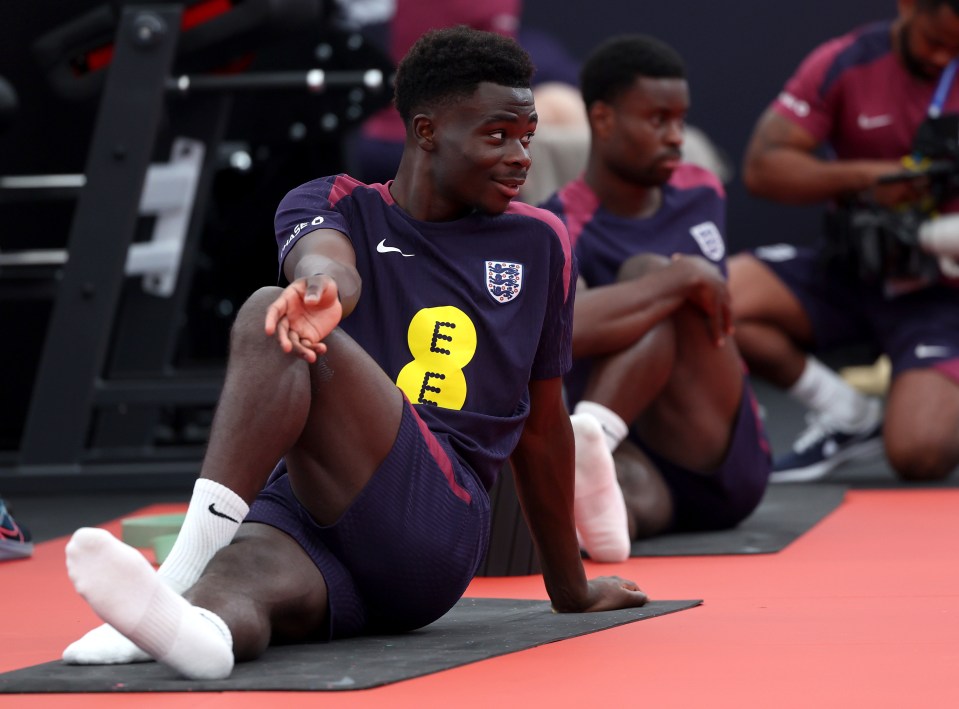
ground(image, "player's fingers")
xmin=264 ymin=297 xmax=288 ymax=336
xmin=292 ymin=331 xmax=322 ymax=362
xmin=706 ymin=308 xmax=725 ymax=347
xmin=276 ymin=319 xmax=293 ymax=353
xmin=722 ymin=301 xmax=734 ymax=336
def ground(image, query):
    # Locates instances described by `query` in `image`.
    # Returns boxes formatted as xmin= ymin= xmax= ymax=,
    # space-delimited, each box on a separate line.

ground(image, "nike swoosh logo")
xmin=857 ymin=114 xmax=893 ymax=130
xmin=208 ymin=503 xmax=239 ymax=523
xmin=915 ymin=344 xmax=952 ymax=359
xmin=376 ymin=239 xmax=414 ymax=257
xmin=0 ymin=524 xmax=22 ymax=540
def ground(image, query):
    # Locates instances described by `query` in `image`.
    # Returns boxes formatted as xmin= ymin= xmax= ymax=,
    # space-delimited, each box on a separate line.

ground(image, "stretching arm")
xmin=511 ymin=377 xmax=648 ymax=613
xmin=265 ymin=229 xmax=362 ymax=362
xmin=742 ymin=109 xmax=915 ymax=206
xmin=573 ymin=255 xmax=731 ymax=358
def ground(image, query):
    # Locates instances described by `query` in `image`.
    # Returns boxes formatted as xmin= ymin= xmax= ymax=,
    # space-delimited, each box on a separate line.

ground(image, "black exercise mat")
xmin=631 ymin=483 xmax=847 ymax=557
xmin=0 ymin=597 xmax=700 ymax=693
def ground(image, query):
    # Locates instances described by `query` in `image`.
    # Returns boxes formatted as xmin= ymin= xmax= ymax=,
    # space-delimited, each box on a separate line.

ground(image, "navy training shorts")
xmin=245 ymin=399 xmax=491 ymax=640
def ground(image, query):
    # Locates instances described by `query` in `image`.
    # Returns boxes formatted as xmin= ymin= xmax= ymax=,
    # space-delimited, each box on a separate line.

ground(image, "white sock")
xmin=789 ymin=356 xmax=881 ymax=432
xmin=573 ymin=401 xmax=629 ymax=452
xmin=62 ymin=478 xmax=248 ymax=666
xmin=159 ymin=478 xmax=249 ymax=593
xmin=570 ymin=413 xmax=630 ymax=563
xmin=65 ymin=527 xmax=234 ymax=680
xmin=62 ymin=624 xmax=152 ymax=665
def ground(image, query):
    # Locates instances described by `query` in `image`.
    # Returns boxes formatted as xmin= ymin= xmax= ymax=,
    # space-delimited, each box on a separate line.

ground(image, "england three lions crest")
xmin=690 ymin=221 xmax=725 ymax=261
xmin=486 ymin=261 xmax=523 ymax=303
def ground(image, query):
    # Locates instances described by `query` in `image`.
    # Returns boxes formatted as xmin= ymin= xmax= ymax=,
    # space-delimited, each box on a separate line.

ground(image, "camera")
xmin=825 ymin=113 xmax=959 ymax=284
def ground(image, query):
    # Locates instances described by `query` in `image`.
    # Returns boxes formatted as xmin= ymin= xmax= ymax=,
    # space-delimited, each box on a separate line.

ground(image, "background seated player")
xmin=540 ymin=34 xmax=771 ymax=562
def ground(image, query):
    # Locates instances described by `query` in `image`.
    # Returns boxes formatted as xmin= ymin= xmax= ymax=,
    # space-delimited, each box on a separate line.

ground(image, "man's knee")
xmin=727 ymin=252 xmax=763 ymax=314
xmin=885 ymin=430 xmax=959 ymax=482
xmin=229 ymin=287 xmax=284 ymax=348
xmin=885 ymin=373 xmax=959 ymax=481
xmin=235 ymin=287 xmax=283 ymax=324
xmin=617 ymin=252 xmax=670 ymax=282
xmin=727 ymin=252 xmax=802 ymax=325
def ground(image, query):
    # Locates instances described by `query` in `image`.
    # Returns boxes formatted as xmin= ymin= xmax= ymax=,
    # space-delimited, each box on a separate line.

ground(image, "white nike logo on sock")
xmin=207 ymin=503 xmax=239 ymax=523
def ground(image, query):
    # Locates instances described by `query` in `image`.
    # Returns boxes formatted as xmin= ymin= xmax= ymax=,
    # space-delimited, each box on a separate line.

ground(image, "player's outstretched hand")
xmin=556 ymin=576 xmax=649 ymax=613
xmin=265 ymin=275 xmax=342 ymax=363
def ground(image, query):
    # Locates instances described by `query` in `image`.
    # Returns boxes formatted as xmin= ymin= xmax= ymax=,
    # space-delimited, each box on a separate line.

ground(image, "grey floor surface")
xmin=5 ymin=490 xmax=190 ymax=544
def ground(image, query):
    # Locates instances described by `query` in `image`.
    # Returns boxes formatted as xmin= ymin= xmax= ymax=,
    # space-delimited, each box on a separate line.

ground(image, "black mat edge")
xmin=630 ymin=483 xmax=847 ymax=557
xmin=0 ymin=598 xmax=702 ymax=693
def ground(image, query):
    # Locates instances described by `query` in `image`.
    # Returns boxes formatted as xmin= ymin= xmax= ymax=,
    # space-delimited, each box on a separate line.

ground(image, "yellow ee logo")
xmin=396 ymin=306 xmax=476 ymax=409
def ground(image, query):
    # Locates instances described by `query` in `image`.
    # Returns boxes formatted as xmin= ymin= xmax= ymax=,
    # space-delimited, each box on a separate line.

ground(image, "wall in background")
xmin=521 ymin=0 xmax=886 ymax=251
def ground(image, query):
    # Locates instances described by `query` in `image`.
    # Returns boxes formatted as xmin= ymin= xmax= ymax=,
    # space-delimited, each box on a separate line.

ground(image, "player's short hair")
xmin=580 ymin=34 xmax=686 ymax=109
xmin=394 ymin=25 xmax=534 ymax=123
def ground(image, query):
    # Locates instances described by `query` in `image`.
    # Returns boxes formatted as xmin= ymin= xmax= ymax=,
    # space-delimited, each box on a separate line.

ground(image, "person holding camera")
xmin=728 ymin=0 xmax=959 ymax=483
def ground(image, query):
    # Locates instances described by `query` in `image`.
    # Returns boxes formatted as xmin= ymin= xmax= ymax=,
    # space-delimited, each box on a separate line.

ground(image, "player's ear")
xmin=589 ymin=101 xmax=614 ymax=140
xmin=412 ymin=114 xmax=436 ymax=151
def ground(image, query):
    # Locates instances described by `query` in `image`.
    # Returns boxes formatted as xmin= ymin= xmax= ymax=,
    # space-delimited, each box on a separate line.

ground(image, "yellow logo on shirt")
xmin=396 ymin=306 xmax=476 ymax=409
